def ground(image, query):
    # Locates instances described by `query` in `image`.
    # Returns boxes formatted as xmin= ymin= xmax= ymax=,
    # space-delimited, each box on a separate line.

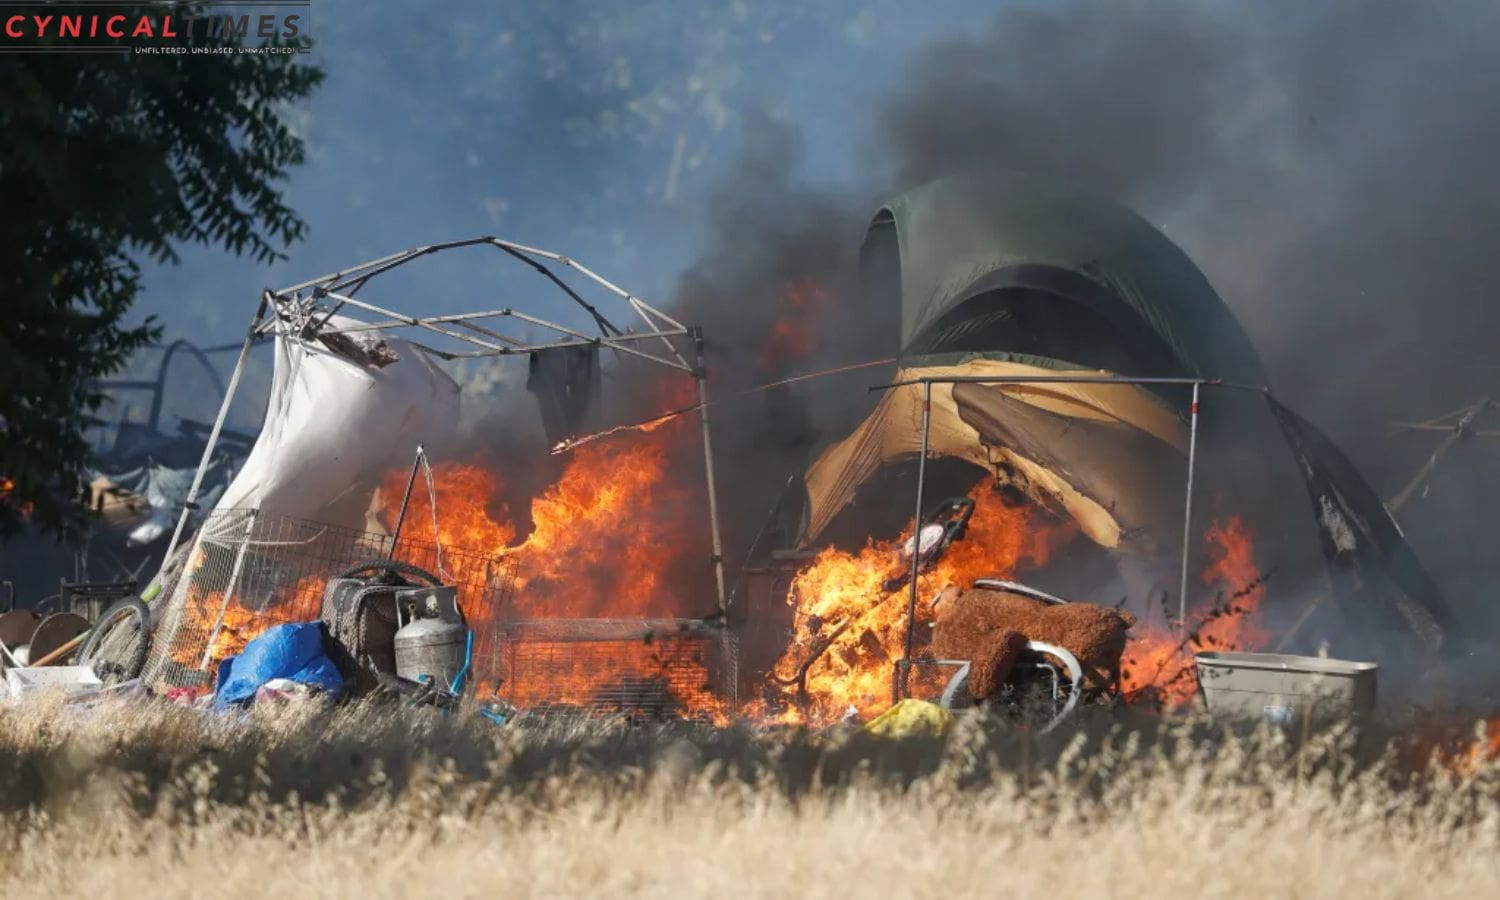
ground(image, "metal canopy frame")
xmin=1388 ymin=397 xmax=1498 ymax=511
xmin=158 ymin=236 xmax=729 ymax=615
xmin=263 ymin=236 xmax=693 ymax=371
xmin=97 ymin=339 xmax=230 ymax=436
xmin=872 ymin=373 xmax=1270 ymax=700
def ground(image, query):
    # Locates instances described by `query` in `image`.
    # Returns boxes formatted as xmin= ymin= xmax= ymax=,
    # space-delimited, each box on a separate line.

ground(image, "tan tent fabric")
xmin=802 ymin=359 xmax=1187 ymax=553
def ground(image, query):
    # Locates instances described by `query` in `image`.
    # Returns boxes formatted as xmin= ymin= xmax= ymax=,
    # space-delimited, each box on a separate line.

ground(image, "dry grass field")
xmin=0 ymin=698 xmax=1494 ymax=898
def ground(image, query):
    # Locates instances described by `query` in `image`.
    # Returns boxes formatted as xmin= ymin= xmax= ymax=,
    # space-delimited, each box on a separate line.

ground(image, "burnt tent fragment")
xmin=1267 ymin=397 xmax=1454 ymax=650
xmin=527 ymin=346 xmax=603 ymax=447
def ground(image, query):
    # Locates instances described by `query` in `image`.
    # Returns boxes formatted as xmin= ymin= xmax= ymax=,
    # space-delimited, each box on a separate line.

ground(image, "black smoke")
xmin=866 ymin=0 xmax=1500 ymax=635
xmin=653 ymin=0 xmax=1496 ymax=636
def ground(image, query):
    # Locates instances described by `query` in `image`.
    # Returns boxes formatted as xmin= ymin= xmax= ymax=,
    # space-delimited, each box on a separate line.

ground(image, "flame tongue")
xmin=367 ymin=395 xmax=719 ymax=715
xmin=166 ymin=571 xmax=327 ymax=676
xmin=502 ymin=439 xmax=692 ymax=617
xmin=1120 ymin=515 xmax=1268 ymax=705
xmin=762 ymin=483 xmax=1075 ymax=724
xmin=377 ymin=398 xmax=698 ymax=620
xmin=767 ymin=504 xmax=1268 ymax=722
xmin=760 ymin=277 xmax=831 ymax=373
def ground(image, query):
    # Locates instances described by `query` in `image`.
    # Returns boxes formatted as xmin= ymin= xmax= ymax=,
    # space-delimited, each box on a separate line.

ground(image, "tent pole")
xmin=1177 ymin=381 xmax=1202 ymax=635
xmin=1388 ymin=397 xmax=1491 ymax=511
xmin=692 ymin=328 xmax=727 ymax=616
xmin=388 ymin=444 xmax=424 ymax=558
xmin=899 ymin=379 xmax=934 ymax=701
xmin=158 ymin=294 xmax=267 ymax=582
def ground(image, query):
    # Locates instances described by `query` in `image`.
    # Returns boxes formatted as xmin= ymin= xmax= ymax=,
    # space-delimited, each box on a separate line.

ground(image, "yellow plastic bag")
xmin=862 ymin=699 xmax=953 ymax=738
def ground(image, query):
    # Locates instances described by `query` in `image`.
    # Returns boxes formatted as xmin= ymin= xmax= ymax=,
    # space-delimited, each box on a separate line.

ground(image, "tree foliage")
xmin=0 ymin=11 xmax=323 ymax=540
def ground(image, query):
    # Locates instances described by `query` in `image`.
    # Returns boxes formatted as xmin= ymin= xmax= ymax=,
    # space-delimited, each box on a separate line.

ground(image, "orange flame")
xmin=383 ymin=440 xmax=696 ymax=619
xmin=760 ymin=483 xmax=1075 ymax=724
xmin=760 ymin=277 xmax=830 ymax=372
xmin=1119 ymin=516 xmax=1269 ymax=705
xmin=1460 ymin=719 xmax=1500 ymax=771
xmin=0 ymin=476 xmax=33 ymax=521
xmin=550 ymin=410 xmax=682 ymax=455
xmin=165 ymin=571 xmax=326 ymax=683
xmin=374 ymin=387 xmax=722 ymax=715
xmin=166 ymin=588 xmax=256 ymax=672
xmin=495 ymin=637 xmax=729 ymax=722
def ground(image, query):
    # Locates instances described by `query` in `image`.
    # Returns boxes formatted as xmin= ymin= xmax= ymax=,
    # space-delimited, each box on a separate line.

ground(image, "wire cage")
xmin=144 ymin=509 xmax=738 ymax=717
xmin=142 ymin=508 xmax=517 ymax=692
xmin=480 ymin=618 xmax=738 ymax=720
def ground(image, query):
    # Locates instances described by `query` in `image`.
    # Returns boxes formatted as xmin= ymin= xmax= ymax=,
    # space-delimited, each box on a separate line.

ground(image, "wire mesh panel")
xmin=142 ymin=510 xmax=738 ymax=717
xmin=477 ymin=618 xmax=735 ymax=719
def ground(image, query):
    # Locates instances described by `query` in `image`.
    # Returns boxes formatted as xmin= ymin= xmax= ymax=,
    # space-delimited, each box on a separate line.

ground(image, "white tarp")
xmin=208 ymin=318 xmax=460 ymax=534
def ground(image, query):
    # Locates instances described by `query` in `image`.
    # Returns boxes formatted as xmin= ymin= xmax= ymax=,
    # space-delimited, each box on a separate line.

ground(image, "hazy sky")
xmin=134 ymin=0 xmax=990 ymax=345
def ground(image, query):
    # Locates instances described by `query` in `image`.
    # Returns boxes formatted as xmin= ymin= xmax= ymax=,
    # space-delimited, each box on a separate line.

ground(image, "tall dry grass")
xmin=0 ymin=697 xmax=1494 ymax=898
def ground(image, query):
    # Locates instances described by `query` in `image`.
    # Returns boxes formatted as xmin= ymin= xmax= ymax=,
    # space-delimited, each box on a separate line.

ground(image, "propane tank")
xmin=392 ymin=585 xmax=468 ymax=687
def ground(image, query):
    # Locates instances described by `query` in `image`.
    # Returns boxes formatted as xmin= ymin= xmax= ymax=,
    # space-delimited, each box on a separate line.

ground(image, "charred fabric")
xmin=10 ymin=173 xmax=1461 ymax=731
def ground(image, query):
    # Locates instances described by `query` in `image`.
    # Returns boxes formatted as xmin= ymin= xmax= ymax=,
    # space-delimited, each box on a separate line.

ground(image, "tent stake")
xmin=1178 ymin=381 xmax=1202 ymax=635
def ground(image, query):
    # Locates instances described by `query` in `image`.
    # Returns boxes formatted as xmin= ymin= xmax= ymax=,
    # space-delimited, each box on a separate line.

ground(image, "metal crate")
xmin=143 ymin=509 xmax=515 ymax=692
xmin=482 ymin=618 xmax=735 ymax=719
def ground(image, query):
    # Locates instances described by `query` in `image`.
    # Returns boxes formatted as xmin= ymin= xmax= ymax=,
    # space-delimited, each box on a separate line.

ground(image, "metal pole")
xmin=1388 ymin=398 xmax=1490 ymax=511
xmin=1177 ymin=381 xmax=1202 ymax=634
xmin=388 ymin=445 xmax=424 ymax=558
xmin=873 ymin=374 xmax=1220 ymax=390
xmin=899 ymin=379 xmax=934 ymax=701
xmin=159 ymin=295 xmax=267 ymax=578
xmin=199 ymin=509 xmax=257 ymax=670
xmin=692 ymin=328 xmax=728 ymax=615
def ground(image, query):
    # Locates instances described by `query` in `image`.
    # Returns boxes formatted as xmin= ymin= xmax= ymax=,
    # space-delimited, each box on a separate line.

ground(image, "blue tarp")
xmin=213 ymin=622 xmax=343 ymax=710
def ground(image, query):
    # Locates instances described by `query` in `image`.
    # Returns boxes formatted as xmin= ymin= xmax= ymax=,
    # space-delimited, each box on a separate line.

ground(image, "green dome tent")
xmin=874 ymin=171 xmax=1265 ymax=378
xmin=801 ymin=172 xmax=1452 ymax=652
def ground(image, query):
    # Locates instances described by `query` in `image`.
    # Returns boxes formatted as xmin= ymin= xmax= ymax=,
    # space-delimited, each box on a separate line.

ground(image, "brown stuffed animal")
xmin=931 ymin=585 xmax=1136 ymax=697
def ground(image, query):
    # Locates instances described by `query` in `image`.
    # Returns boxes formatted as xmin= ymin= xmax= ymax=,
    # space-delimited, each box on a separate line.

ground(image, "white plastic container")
xmin=1194 ymin=651 xmax=1377 ymax=727
xmin=6 ymin=665 xmax=103 ymax=701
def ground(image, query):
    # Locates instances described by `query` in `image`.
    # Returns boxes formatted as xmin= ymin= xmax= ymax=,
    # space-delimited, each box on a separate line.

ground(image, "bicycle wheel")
xmin=77 ymin=596 xmax=150 ymax=683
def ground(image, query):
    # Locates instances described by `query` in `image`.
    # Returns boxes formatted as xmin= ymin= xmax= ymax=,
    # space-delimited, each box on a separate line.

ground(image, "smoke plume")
xmin=665 ymin=0 xmax=1500 ymax=629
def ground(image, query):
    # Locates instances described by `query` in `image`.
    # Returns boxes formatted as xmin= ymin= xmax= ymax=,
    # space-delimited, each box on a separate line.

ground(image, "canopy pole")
xmin=1177 ymin=381 xmax=1202 ymax=635
xmin=388 ymin=444 xmax=424 ymax=558
xmin=692 ymin=328 xmax=727 ymax=616
xmin=159 ymin=294 xmax=267 ymax=581
xmin=898 ymin=379 xmax=934 ymax=701
xmin=1388 ymin=397 xmax=1492 ymax=511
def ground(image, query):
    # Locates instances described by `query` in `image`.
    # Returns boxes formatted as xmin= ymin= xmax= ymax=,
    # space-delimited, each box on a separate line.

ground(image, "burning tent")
xmin=136 ymin=240 xmax=738 ymax=716
xmin=209 ymin=317 xmax=460 ymax=534
xmin=804 ymin=173 xmax=1263 ymax=565
xmin=796 ymin=172 xmax=1451 ymax=659
xmin=803 ymin=357 xmax=1188 ymax=556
